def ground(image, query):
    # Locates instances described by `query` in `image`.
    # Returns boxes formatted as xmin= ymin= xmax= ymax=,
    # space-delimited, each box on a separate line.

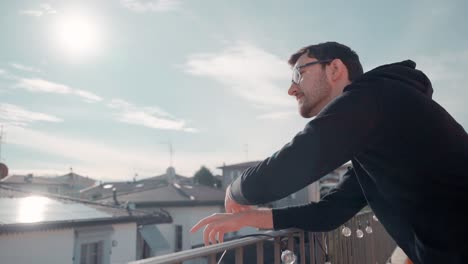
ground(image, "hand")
xmin=190 ymin=209 xmax=273 ymax=246
xmin=225 ymin=185 xmax=255 ymax=213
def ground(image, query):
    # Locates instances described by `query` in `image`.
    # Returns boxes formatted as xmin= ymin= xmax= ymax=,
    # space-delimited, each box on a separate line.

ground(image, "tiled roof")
xmin=53 ymin=172 xmax=96 ymax=187
xmin=1 ymin=175 xmax=63 ymax=185
xmin=80 ymin=167 xmax=194 ymax=200
xmin=217 ymin=161 xmax=262 ymax=169
xmin=80 ymin=180 xmax=168 ymax=200
xmin=100 ymin=182 xmax=225 ymax=207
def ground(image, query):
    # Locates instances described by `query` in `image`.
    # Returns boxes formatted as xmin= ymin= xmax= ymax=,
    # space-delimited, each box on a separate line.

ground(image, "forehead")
xmin=294 ymin=53 xmax=317 ymax=68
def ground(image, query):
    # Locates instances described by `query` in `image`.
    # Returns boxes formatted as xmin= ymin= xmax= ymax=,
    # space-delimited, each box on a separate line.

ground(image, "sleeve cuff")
xmin=272 ymin=207 xmax=296 ymax=230
xmin=229 ymin=176 xmax=251 ymax=205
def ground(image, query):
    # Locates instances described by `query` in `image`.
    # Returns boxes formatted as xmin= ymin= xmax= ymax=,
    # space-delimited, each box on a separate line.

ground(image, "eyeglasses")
xmin=291 ymin=59 xmax=332 ymax=84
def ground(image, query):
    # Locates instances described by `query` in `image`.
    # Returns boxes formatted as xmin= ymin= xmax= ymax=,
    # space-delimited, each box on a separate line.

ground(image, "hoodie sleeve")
xmin=230 ymin=84 xmax=380 ymax=205
xmin=272 ymin=168 xmax=367 ymax=231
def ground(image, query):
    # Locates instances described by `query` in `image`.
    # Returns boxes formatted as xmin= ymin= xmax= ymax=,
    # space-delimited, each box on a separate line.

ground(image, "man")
xmin=191 ymin=42 xmax=468 ymax=263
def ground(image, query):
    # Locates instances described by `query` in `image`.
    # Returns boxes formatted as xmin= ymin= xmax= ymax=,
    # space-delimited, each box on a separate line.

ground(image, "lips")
xmin=296 ymin=93 xmax=304 ymax=102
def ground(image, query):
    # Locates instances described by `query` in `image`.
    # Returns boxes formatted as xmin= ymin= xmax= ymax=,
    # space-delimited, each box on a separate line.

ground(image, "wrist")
xmin=244 ymin=208 xmax=273 ymax=229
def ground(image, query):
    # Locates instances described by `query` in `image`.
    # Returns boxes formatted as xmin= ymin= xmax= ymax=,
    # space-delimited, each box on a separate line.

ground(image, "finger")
xmin=218 ymin=230 xmax=225 ymax=243
xmin=209 ymin=227 xmax=218 ymax=245
xmin=191 ymin=214 xmax=224 ymax=233
xmin=203 ymin=224 xmax=214 ymax=246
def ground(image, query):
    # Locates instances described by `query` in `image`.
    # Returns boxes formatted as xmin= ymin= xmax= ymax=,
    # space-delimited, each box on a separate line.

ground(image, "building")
xmin=0 ymin=185 xmax=171 ymax=264
xmin=217 ymin=161 xmax=262 ymax=189
xmin=1 ymin=170 xmax=96 ymax=198
xmin=97 ymin=167 xmax=258 ymax=259
xmin=218 ymin=161 xmax=321 ymax=207
xmin=80 ymin=167 xmax=191 ymax=201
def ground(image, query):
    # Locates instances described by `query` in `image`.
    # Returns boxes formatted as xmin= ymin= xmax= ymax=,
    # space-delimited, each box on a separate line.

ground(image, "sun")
xmin=53 ymin=14 xmax=102 ymax=61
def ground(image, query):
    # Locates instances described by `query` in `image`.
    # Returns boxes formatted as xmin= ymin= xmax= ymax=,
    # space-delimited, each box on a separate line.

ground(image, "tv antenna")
xmin=160 ymin=140 xmax=174 ymax=167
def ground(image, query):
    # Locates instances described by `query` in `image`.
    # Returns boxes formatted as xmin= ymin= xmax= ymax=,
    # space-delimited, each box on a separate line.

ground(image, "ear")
xmin=326 ymin=59 xmax=348 ymax=83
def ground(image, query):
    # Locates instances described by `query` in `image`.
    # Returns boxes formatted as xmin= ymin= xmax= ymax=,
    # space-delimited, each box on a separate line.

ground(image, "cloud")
xmin=0 ymin=103 xmax=62 ymax=127
xmin=257 ymin=111 xmax=297 ymax=120
xmin=120 ymin=0 xmax=180 ymax=13
xmin=6 ymin=125 xmax=163 ymax=179
xmin=0 ymin=68 xmax=17 ymax=80
xmin=5 ymin=125 xmax=233 ymax=180
xmin=108 ymin=99 xmax=197 ymax=132
xmin=19 ymin=3 xmax=57 ymax=17
xmin=10 ymin=63 xmax=41 ymax=73
xmin=15 ymin=78 xmax=102 ymax=103
xmin=183 ymin=42 xmax=292 ymax=108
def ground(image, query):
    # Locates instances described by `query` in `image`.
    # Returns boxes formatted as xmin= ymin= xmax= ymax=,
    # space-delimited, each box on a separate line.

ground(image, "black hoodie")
xmin=230 ymin=60 xmax=468 ymax=263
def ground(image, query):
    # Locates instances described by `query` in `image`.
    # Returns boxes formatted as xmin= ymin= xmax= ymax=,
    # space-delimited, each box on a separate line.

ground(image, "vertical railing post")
xmin=256 ymin=241 xmax=264 ymax=264
xmin=287 ymin=233 xmax=294 ymax=251
xmin=299 ymin=231 xmax=306 ymax=264
xmin=208 ymin=253 xmax=217 ymax=264
xmin=274 ymin=236 xmax=281 ymax=264
xmin=235 ymin=247 xmax=243 ymax=264
xmin=308 ymin=232 xmax=315 ymax=264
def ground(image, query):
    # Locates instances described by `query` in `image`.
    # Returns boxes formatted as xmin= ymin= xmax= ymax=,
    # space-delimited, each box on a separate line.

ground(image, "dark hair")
xmin=288 ymin=42 xmax=363 ymax=81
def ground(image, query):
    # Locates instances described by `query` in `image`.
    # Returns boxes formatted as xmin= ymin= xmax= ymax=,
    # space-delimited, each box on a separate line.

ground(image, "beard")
xmin=298 ymin=73 xmax=331 ymax=118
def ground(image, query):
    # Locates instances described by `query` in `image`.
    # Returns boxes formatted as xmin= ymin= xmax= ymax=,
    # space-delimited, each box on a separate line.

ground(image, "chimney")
xmin=166 ymin=167 xmax=176 ymax=183
xmin=25 ymin=174 xmax=33 ymax=183
xmin=112 ymin=188 xmax=119 ymax=205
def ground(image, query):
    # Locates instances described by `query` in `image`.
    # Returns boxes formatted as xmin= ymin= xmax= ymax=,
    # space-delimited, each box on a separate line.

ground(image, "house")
xmin=217 ymin=161 xmax=262 ymax=189
xmin=97 ymin=167 xmax=257 ymax=258
xmin=218 ymin=161 xmax=321 ymax=207
xmin=217 ymin=160 xmax=352 ymax=206
xmin=0 ymin=185 xmax=171 ymax=264
xmin=1 ymin=170 xmax=96 ymax=198
xmin=80 ymin=167 xmax=191 ymax=201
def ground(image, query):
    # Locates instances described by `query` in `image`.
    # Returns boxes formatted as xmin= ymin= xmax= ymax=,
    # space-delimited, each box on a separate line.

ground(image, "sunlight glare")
xmin=54 ymin=14 xmax=102 ymax=60
xmin=17 ymin=196 xmax=50 ymax=223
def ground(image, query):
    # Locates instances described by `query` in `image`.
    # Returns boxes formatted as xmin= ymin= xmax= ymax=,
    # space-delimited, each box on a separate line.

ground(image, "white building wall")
xmin=110 ymin=222 xmax=137 ymax=264
xmin=0 ymin=229 xmax=74 ymax=264
xmin=153 ymin=204 xmax=257 ymax=257
xmin=0 ymin=223 xmax=140 ymax=264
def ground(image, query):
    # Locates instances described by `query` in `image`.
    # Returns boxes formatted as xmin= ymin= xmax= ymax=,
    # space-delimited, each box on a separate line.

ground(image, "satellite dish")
xmin=0 ymin=163 xmax=8 ymax=180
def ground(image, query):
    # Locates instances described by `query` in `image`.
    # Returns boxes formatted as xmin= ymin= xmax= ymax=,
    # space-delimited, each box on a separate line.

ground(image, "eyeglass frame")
xmin=291 ymin=59 xmax=333 ymax=84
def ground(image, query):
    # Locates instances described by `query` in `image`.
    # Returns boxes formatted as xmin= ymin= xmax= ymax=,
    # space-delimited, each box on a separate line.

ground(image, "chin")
xmin=299 ymin=109 xmax=312 ymax=118
xmin=299 ymin=107 xmax=318 ymax=118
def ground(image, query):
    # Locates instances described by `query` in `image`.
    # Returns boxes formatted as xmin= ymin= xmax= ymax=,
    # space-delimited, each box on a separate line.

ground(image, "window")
xmin=80 ymin=241 xmax=103 ymax=264
xmin=175 ymin=225 xmax=183 ymax=252
xmin=74 ymin=226 xmax=112 ymax=264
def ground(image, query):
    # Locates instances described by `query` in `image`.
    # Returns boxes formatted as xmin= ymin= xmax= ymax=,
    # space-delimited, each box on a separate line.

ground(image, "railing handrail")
xmin=129 ymin=211 xmax=396 ymax=264
xmin=129 ymin=229 xmax=298 ymax=264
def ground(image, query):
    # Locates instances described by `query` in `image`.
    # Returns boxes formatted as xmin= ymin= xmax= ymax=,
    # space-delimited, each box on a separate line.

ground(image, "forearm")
xmin=272 ymin=168 xmax=367 ymax=232
xmin=272 ymin=199 xmax=365 ymax=232
xmin=243 ymin=208 xmax=274 ymax=229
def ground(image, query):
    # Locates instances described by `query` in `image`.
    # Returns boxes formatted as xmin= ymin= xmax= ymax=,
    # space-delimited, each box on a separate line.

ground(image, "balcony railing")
xmin=129 ymin=211 xmax=396 ymax=264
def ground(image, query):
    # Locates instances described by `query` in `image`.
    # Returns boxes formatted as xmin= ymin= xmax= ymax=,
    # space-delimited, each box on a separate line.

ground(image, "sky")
xmin=0 ymin=0 xmax=467 ymax=181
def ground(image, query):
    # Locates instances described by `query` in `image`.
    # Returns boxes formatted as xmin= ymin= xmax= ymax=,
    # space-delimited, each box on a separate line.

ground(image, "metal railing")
xmin=129 ymin=211 xmax=396 ymax=264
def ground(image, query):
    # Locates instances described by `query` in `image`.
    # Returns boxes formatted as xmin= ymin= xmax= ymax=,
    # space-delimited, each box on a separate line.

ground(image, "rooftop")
xmin=0 ymin=185 xmax=171 ymax=233
xmin=217 ymin=161 xmax=262 ymax=170
xmin=100 ymin=182 xmax=225 ymax=207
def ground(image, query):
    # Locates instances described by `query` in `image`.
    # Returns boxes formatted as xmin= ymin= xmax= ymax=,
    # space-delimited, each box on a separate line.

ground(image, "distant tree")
xmin=193 ymin=166 xmax=216 ymax=187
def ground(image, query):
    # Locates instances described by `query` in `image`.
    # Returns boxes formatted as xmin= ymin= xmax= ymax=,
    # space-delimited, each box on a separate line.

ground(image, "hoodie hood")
xmin=360 ymin=60 xmax=434 ymax=98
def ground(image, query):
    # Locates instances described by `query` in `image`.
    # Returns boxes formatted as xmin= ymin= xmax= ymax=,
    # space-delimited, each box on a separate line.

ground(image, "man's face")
xmin=288 ymin=53 xmax=332 ymax=118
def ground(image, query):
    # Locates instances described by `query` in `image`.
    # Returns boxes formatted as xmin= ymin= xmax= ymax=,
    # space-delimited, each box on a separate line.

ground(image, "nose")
xmin=288 ymin=82 xmax=298 ymax=96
